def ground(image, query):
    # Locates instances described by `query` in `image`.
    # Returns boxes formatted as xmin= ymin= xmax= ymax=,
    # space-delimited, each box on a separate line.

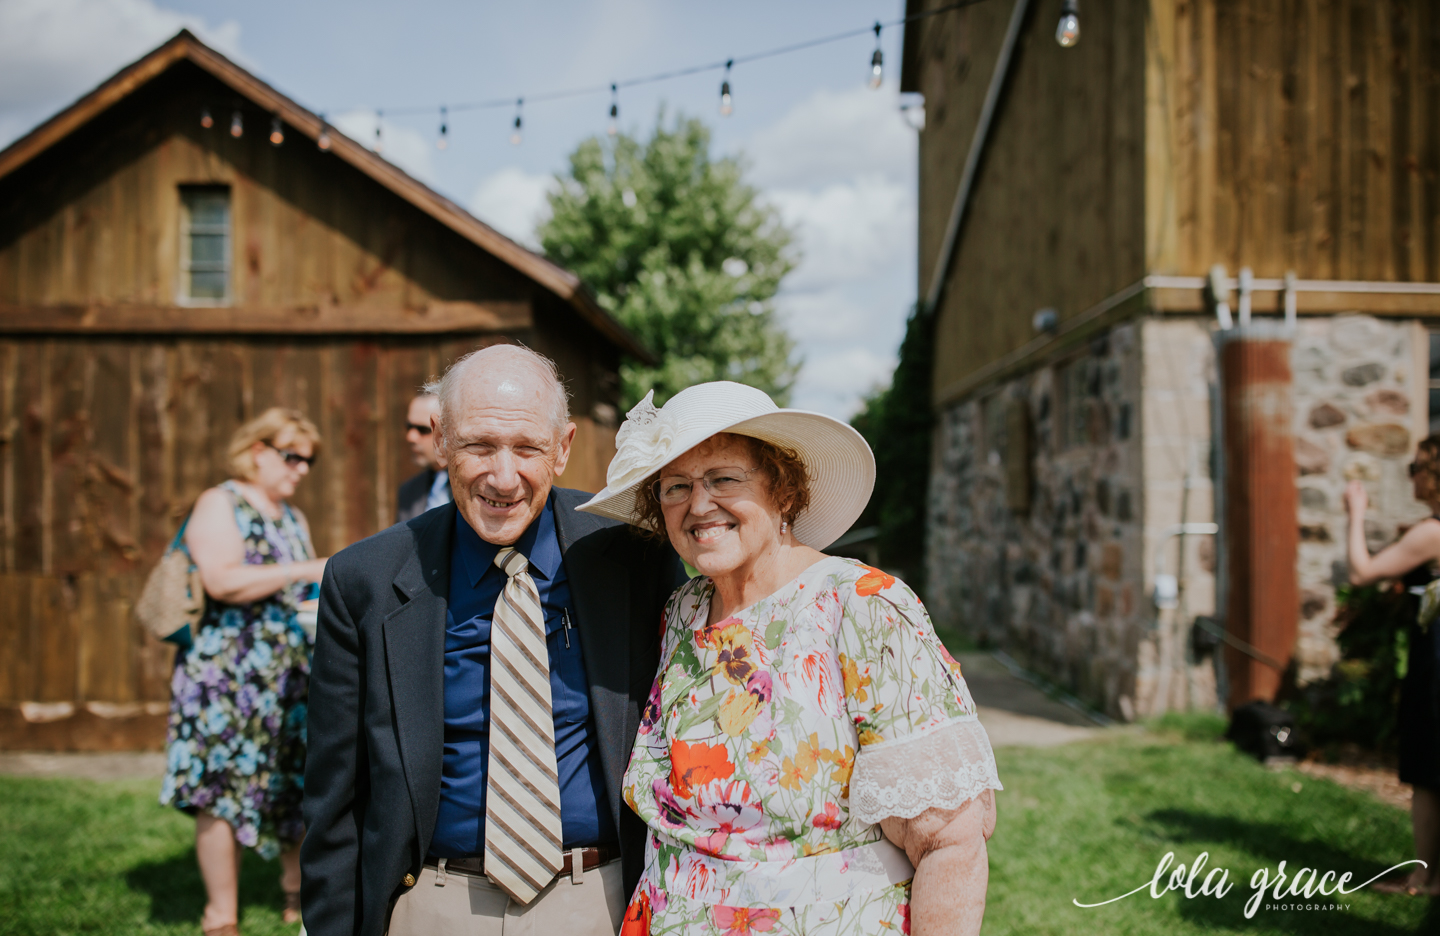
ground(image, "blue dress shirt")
xmin=428 ymin=494 xmax=615 ymax=858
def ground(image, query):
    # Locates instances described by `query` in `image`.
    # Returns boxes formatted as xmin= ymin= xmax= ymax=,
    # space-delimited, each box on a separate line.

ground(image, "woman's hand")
xmin=1344 ymin=480 xmax=1368 ymax=517
xmin=881 ymin=790 xmax=996 ymax=936
xmin=186 ymin=487 xmax=327 ymax=605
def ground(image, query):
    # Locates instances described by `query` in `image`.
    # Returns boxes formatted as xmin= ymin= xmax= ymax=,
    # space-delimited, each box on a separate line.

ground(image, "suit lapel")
xmin=383 ymin=502 xmax=454 ymax=854
xmin=553 ymin=488 xmax=632 ymax=832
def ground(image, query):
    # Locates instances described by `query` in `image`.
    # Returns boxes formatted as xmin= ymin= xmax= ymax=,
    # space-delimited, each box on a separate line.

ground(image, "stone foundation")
xmin=926 ymin=312 xmax=1432 ymax=719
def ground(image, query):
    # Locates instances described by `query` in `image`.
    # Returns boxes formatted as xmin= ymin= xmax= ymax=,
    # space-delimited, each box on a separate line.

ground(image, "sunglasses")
xmin=406 ymin=422 xmax=433 ymax=436
xmin=266 ymin=442 xmax=315 ymax=468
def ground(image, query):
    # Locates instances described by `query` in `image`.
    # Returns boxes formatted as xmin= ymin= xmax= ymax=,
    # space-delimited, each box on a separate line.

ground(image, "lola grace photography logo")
xmin=1072 ymin=851 xmax=1424 ymax=918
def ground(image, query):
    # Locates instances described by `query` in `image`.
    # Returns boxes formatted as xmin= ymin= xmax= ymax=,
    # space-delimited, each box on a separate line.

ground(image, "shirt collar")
xmin=455 ymin=491 xmax=562 ymax=588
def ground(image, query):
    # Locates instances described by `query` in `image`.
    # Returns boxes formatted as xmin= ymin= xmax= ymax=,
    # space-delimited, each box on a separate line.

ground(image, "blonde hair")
xmin=227 ymin=407 xmax=322 ymax=481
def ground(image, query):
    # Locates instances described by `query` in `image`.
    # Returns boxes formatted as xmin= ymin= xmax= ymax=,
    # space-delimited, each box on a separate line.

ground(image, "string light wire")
xmin=347 ymin=0 xmax=996 ymax=121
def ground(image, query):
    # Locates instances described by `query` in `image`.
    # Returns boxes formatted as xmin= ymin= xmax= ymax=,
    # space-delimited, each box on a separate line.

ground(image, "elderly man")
xmin=302 ymin=345 xmax=685 ymax=936
xmin=396 ymin=391 xmax=450 ymax=523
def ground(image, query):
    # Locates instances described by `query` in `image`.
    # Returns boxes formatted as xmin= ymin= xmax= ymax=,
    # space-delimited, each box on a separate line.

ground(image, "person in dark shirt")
xmin=302 ymin=345 xmax=685 ymax=936
xmin=396 ymin=391 xmax=450 ymax=523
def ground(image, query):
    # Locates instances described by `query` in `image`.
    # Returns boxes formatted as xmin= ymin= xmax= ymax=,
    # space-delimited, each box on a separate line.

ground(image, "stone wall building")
xmin=901 ymin=0 xmax=1440 ymax=718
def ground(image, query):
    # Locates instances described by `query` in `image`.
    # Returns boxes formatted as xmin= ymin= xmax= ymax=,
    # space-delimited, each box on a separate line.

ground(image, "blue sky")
xmin=0 ymin=0 xmax=921 ymax=417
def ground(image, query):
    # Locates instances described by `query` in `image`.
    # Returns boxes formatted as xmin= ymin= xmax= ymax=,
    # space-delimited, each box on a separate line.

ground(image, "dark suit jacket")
xmin=302 ymin=488 xmax=687 ymax=936
xmin=395 ymin=468 xmax=437 ymax=525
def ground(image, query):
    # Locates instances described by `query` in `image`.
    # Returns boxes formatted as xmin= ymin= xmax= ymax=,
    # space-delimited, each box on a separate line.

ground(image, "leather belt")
xmin=425 ymin=845 xmax=618 ymax=880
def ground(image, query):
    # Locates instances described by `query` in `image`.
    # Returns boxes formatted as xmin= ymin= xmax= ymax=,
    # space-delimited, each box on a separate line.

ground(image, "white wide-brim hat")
xmin=576 ymin=381 xmax=875 ymax=550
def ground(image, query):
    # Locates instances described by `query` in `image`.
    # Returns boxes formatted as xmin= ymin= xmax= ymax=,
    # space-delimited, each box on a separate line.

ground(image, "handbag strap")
xmin=167 ymin=513 xmax=193 ymax=558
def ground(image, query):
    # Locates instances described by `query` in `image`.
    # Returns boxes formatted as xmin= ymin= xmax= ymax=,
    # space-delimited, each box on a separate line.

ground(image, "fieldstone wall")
xmin=928 ymin=311 xmax=1434 ymax=720
xmin=1290 ymin=314 xmax=1430 ymax=682
xmin=927 ymin=323 xmax=1148 ymax=719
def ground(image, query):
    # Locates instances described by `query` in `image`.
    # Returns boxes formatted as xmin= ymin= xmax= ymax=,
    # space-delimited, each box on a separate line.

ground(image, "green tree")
xmin=850 ymin=304 xmax=935 ymax=592
xmin=538 ymin=113 xmax=799 ymax=409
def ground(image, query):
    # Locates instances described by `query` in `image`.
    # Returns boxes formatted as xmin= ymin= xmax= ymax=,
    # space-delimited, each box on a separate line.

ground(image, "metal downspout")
xmin=922 ymin=0 xmax=1033 ymax=314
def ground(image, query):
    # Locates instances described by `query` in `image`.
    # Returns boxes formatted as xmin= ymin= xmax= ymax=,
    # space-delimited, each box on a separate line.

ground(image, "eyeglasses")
xmin=653 ymin=467 xmax=756 ymax=506
xmin=266 ymin=442 xmax=315 ymax=468
xmin=406 ymin=422 xmax=433 ymax=436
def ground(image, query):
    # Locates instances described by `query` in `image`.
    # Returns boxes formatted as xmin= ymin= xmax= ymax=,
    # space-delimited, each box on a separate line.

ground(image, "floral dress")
xmin=160 ymin=481 xmax=315 ymax=859
xmin=621 ymin=556 xmax=1002 ymax=936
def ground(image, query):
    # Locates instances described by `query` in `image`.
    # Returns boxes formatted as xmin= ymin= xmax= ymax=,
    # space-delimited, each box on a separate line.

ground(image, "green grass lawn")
xmin=0 ymin=776 xmax=296 ymax=936
xmin=0 ymin=717 xmax=1435 ymax=935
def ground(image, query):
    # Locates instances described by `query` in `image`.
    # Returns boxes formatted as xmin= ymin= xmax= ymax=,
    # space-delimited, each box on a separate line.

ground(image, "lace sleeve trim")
xmin=848 ymin=716 xmax=1003 ymax=824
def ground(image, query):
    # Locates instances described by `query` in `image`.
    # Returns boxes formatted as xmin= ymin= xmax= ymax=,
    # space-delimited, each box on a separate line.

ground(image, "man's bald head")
xmin=433 ymin=344 xmax=577 ymax=544
xmin=436 ymin=344 xmax=570 ymax=437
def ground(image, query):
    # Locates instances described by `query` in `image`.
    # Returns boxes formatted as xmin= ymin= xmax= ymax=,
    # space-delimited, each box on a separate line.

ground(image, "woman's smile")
xmin=687 ymin=519 xmax=736 ymax=543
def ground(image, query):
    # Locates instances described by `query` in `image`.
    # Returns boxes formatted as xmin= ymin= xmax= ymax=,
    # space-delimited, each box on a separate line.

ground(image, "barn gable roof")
xmin=0 ymin=29 xmax=652 ymax=362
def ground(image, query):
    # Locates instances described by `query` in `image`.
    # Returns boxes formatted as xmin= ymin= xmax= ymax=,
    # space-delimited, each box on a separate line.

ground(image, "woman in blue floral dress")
xmin=161 ymin=408 xmax=329 ymax=936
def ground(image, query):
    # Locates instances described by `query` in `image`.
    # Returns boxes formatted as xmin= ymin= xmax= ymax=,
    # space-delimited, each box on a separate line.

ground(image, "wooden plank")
xmin=12 ymin=341 xmax=44 ymax=572
xmin=0 ymin=342 xmax=15 ymax=572
xmin=88 ymin=342 xmax=139 ymax=573
xmin=0 ymin=573 xmax=34 ymax=701
xmin=343 ymin=342 xmax=379 ymax=547
xmin=0 ymin=300 xmax=533 ymax=335
xmin=33 ymin=576 xmax=75 ymax=703
xmin=76 ymin=574 xmax=135 ymax=702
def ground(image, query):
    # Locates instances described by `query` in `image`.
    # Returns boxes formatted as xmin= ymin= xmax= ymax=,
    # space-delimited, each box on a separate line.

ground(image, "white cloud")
xmin=0 ymin=0 xmax=242 ymax=148
xmin=746 ymin=85 xmax=915 ymax=190
xmin=767 ymin=174 xmax=914 ymax=289
xmin=468 ymin=168 xmax=555 ymax=250
xmin=740 ymin=84 xmax=919 ymax=418
xmin=331 ymin=110 xmax=437 ymax=187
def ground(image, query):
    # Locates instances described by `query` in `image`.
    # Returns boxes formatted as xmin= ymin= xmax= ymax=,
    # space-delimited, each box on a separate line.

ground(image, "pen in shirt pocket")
xmin=561 ymin=608 xmax=573 ymax=648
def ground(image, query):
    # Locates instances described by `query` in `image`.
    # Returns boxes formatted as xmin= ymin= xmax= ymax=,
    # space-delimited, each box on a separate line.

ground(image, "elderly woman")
xmin=579 ymin=382 xmax=1000 ymax=936
xmin=160 ymin=407 xmax=330 ymax=936
xmin=1346 ymin=435 xmax=1440 ymax=896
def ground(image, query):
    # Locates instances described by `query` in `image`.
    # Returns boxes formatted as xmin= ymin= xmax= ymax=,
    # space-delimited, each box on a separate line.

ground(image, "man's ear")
xmin=552 ymin=422 xmax=578 ymax=476
xmin=431 ymin=413 xmax=445 ymax=459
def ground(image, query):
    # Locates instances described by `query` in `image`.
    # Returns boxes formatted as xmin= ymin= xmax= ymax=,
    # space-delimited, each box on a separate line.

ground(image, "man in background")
xmin=396 ymin=391 xmax=450 ymax=523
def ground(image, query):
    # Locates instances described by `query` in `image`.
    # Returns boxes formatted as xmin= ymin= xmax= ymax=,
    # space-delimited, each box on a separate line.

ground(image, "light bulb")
xmin=608 ymin=105 xmax=618 ymax=137
xmin=229 ymin=111 xmax=243 ymax=138
xmin=1056 ymin=13 xmax=1080 ymax=45
xmin=200 ymin=107 xmax=213 ymax=129
xmin=269 ymin=117 xmax=284 ymax=146
xmin=437 ymin=107 xmax=448 ymax=150
xmin=1056 ymin=0 xmax=1080 ymax=46
xmin=869 ymin=22 xmax=883 ymax=90
xmin=317 ymin=126 xmax=332 ymax=151
xmin=719 ymin=61 xmax=734 ymax=117
xmin=374 ymin=112 xmax=383 ymax=154
xmin=510 ymin=115 xmax=522 ymax=146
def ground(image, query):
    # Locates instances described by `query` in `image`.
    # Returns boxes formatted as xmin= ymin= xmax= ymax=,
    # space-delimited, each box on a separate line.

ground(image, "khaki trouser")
xmin=386 ymin=859 xmax=626 ymax=936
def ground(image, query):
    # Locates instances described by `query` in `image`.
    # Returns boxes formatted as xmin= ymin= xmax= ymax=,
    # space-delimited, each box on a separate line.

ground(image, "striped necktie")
xmin=484 ymin=547 xmax=563 ymax=903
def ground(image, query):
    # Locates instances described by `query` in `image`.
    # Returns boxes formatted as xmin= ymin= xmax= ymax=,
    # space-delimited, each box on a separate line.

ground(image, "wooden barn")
xmin=0 ymin=31 xmax=649 ymax=750
xmin=903 ymin=0 xmax=1440 ymax=718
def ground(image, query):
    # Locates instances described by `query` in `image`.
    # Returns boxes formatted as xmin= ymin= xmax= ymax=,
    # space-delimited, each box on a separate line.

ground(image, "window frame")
xmin=177 ymin=184 xmax=233 ymax=307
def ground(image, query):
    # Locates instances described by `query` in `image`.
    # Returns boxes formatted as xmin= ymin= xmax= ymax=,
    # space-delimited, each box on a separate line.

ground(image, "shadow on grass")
xmin=1145 ymin=809 xmax=1440 ymax=934
xmin=125 ymin=848 xmax=287 ymax=926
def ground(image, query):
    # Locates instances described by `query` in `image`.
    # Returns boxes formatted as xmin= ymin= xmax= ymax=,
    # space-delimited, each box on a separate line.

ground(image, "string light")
xmin=437 ymin=106 xmax=448 ymax=150
xmin=317 ymin=115 xmax=332 ymax=151
xmin=719 ymin=60 xmax=733 ymax=117
xmin=1056 ymin=0 xmax=1080 ymax=46
xmin=374 ymin=110 xmax=384 ymax=154
xmin=200 ymin=107 xmax=213 ymax=129
xmin=319 ymin=0 xmax=1007 ymax=145
xmin=269 ymin=116 xmax=284 ymax=146
xmin=869 ymin=22 xmax=883 ymax=88
xmin=229 ymin=110 xmax=243 ymax=138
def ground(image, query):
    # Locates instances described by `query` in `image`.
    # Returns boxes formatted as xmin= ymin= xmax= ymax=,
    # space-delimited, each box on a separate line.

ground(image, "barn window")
xmin=179 ymin=186 xmax=231 ymax=302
